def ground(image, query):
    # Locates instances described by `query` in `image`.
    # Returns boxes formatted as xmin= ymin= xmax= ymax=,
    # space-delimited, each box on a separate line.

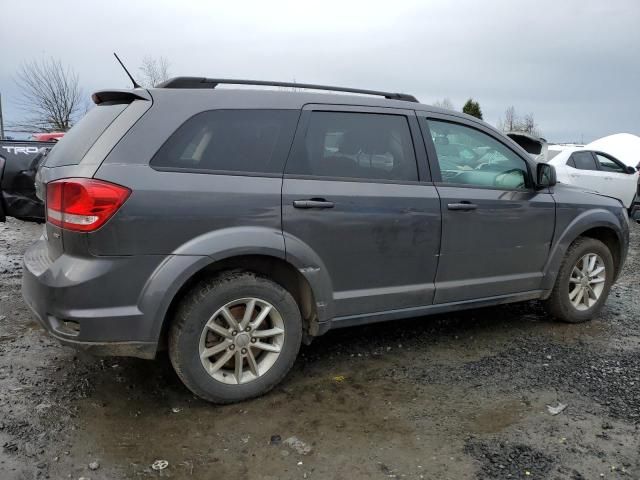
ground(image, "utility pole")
xmin=0 ymin=92 xmax=5 ymax=140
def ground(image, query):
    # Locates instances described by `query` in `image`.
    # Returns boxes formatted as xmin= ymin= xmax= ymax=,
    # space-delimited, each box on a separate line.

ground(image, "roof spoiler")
xmin=92 ymin=89 xmax=151 ymax=105
xmin=155 ymin=77 xmax=419 ymax=102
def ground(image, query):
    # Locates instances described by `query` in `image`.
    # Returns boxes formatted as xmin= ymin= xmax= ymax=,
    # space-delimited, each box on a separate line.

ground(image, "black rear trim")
xmin=156 ymin=77 xmax=419 ymax=102
xmin=92 ymin=89 xmax=150 ymax=105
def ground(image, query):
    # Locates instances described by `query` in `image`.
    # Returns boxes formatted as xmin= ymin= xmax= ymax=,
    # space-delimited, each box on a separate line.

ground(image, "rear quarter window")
xmin=44 ymin=103 xmax=128 ymax=167
xmin=150 ymin=109 xmax=299 ymax=175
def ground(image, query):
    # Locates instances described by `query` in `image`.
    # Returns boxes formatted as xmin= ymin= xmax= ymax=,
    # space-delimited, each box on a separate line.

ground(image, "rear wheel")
xmin=169 ymin=271 xmax=302 ymax=403
xmin=543 ymin=237 xmax=614 ymax=323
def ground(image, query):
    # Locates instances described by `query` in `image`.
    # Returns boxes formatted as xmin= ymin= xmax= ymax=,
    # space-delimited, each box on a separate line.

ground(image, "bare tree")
xmin=503 ymin=106 xmax=517 ymax=132
xmin=139 ymin=56 xmax=171 ymax=87
xmin=433 ymin=98 xmax=454 ymax=110
xmin=521 ymin=113 xmax=539 ymax=136
xmin=498 ymin=106 xmax=541 ymax=136
xmin=11 ymin=58 xmax=83 ymax=133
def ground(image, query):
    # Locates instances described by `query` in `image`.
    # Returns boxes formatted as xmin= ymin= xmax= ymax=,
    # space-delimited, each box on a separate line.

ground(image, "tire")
xmin=168 ymin=271 xmax=302 ymax=403
xmin=543 ymin=237 xmax=614 ymax=323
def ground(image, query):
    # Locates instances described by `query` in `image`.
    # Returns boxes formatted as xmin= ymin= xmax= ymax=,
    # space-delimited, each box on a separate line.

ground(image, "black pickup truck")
xmin=0 ymin=140 xmax=51 ymax=222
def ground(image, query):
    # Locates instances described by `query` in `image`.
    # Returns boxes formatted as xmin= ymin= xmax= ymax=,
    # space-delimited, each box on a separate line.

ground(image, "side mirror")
xmin=536 ymin=163 xmax=557 ymax=189
xmin=626 ymin=166 xmax=636 ymax=174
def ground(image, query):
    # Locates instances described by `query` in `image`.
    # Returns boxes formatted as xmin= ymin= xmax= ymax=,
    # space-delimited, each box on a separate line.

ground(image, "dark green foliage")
xmin=462 ymin=98 xmax=483 ymax=119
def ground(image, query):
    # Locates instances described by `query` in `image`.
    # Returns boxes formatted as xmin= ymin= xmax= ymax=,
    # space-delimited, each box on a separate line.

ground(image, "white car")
xmin=548 ymin=147 xmax=638 ymax=208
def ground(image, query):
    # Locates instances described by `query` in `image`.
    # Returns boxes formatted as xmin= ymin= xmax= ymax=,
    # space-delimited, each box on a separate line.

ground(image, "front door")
xmin=282 ymin=106 xmax=441 ymax=318
xmin=420 ymin=115 xmax=556 ymax=304
xmin=594 ymin=152 xmax=638 ymax=207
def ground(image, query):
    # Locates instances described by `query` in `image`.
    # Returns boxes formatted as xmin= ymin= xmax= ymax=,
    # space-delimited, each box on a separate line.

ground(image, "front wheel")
xmin=169 ymin=272 xmax=302 ymax=403
xmin=543 ymin=237 xmax=614 ymax=323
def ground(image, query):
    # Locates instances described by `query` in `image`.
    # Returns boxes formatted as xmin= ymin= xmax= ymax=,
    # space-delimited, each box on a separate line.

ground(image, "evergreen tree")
xmin=462 ymin=98 xmax=483 ymax=120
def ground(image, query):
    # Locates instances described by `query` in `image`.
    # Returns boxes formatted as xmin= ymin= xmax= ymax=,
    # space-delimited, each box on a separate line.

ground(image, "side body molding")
xmin=541 ymin=208 xmax=628 ymax=292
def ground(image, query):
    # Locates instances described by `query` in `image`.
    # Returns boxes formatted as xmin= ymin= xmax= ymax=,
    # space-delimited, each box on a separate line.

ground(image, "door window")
xmin=570 ymin=151 xmax=598 ymax=171
xmin=426 ymin=120 xmax=529 ymax=190
xmin=286 ymin=111 xmax=418 ymax=182
xmin=595 ymin=153 xmax=626 ymax=173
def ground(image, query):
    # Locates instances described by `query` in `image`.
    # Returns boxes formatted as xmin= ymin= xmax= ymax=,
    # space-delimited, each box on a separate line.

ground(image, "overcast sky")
xmin=1 ymin=0 xmax=639 ymax=142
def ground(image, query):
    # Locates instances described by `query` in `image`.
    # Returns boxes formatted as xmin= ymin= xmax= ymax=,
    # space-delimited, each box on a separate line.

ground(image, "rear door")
xmin=594 ymin=152 xmax=637 ymax=206
xmin=419 ymin=114 xmax=555 ymax=304
xmin=282 ymin=105 xmax=440 ymax=318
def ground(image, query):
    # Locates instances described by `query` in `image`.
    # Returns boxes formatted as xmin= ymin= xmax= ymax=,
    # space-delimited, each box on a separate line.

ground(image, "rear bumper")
xmin=21 ymin=238 xmax=168 ymax=359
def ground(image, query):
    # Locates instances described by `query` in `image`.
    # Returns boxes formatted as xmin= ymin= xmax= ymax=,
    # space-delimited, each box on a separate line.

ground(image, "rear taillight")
xmin=46 ymin=178 xmax=131 ymax=232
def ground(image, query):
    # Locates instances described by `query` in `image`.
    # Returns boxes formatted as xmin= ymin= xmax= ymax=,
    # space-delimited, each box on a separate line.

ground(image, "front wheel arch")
xmin=578 ymin=227 xmax=622 ymax=279
xmin=543 ymin=236 xmax=615 ymax=323
xmin=542 ymin=213 xmax=626 ymax=292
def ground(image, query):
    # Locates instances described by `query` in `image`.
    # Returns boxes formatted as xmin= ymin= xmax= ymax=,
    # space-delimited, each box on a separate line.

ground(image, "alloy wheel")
xmin=199 ymin=298 xmax=285 ymax=384
xmin=568 ymin=253 xmax=606 ymax=311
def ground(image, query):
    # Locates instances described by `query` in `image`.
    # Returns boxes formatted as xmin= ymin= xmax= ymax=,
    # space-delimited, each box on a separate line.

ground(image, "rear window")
xmin=151 ymin=109 xmax=299 ymax=175
xmin=286 ymin=111 xmax=418 ymax=182
xmin=44 ymin=103 xmax=128 ymax=167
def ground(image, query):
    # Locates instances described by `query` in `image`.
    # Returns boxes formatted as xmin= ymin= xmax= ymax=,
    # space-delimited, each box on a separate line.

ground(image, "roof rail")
xmin=155 ymin=77 xmax=419 ymax=102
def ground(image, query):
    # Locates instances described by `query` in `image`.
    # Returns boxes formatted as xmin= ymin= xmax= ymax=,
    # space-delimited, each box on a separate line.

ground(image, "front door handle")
xmin=447 ymin=202 xmax=478 ymax=211
xmin=293 ymin=199 xmax=335 ymax=209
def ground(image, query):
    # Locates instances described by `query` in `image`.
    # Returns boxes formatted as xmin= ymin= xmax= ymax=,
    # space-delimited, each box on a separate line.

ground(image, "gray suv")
xmin=22 ymin=78 xmax=630 ymax=403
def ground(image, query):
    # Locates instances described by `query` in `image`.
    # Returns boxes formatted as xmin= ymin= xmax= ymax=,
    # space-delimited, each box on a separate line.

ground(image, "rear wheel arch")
xmin=158 ymin=254 xmax=321 ymax=353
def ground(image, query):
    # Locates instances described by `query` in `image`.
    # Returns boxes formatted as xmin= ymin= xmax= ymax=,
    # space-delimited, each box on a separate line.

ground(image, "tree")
xmin=12 ymin=58 xmax=83 ymax=133
xmin=503 ymin=106 xmax=517 ymax=131
xmin=497 ymin=106 xmax=541 ymax=137
xmin=462 ymin=98 xmax=483 ymax=119
xmin=433 ymin=98 xmax=454 ymax=110
xmin=138 ymin=56 xmax=171 ymax=87
xmin=521 ymin=113 xmax=539 ymax=136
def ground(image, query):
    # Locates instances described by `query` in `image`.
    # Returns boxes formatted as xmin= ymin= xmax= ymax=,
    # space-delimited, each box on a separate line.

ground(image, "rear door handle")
xmin=447 ymin=202 xmax=478 ymax=211
xmin=293 ymin=199 xmax=335 ymax=209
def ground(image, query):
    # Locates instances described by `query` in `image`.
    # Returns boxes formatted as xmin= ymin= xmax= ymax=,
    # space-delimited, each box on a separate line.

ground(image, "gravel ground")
xmin=1 ymin=217 xmax=639 ymax=479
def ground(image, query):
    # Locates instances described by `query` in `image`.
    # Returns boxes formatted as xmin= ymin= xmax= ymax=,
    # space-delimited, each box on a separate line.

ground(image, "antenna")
xmin=113 ymin=52 xmax=141 ymax=88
